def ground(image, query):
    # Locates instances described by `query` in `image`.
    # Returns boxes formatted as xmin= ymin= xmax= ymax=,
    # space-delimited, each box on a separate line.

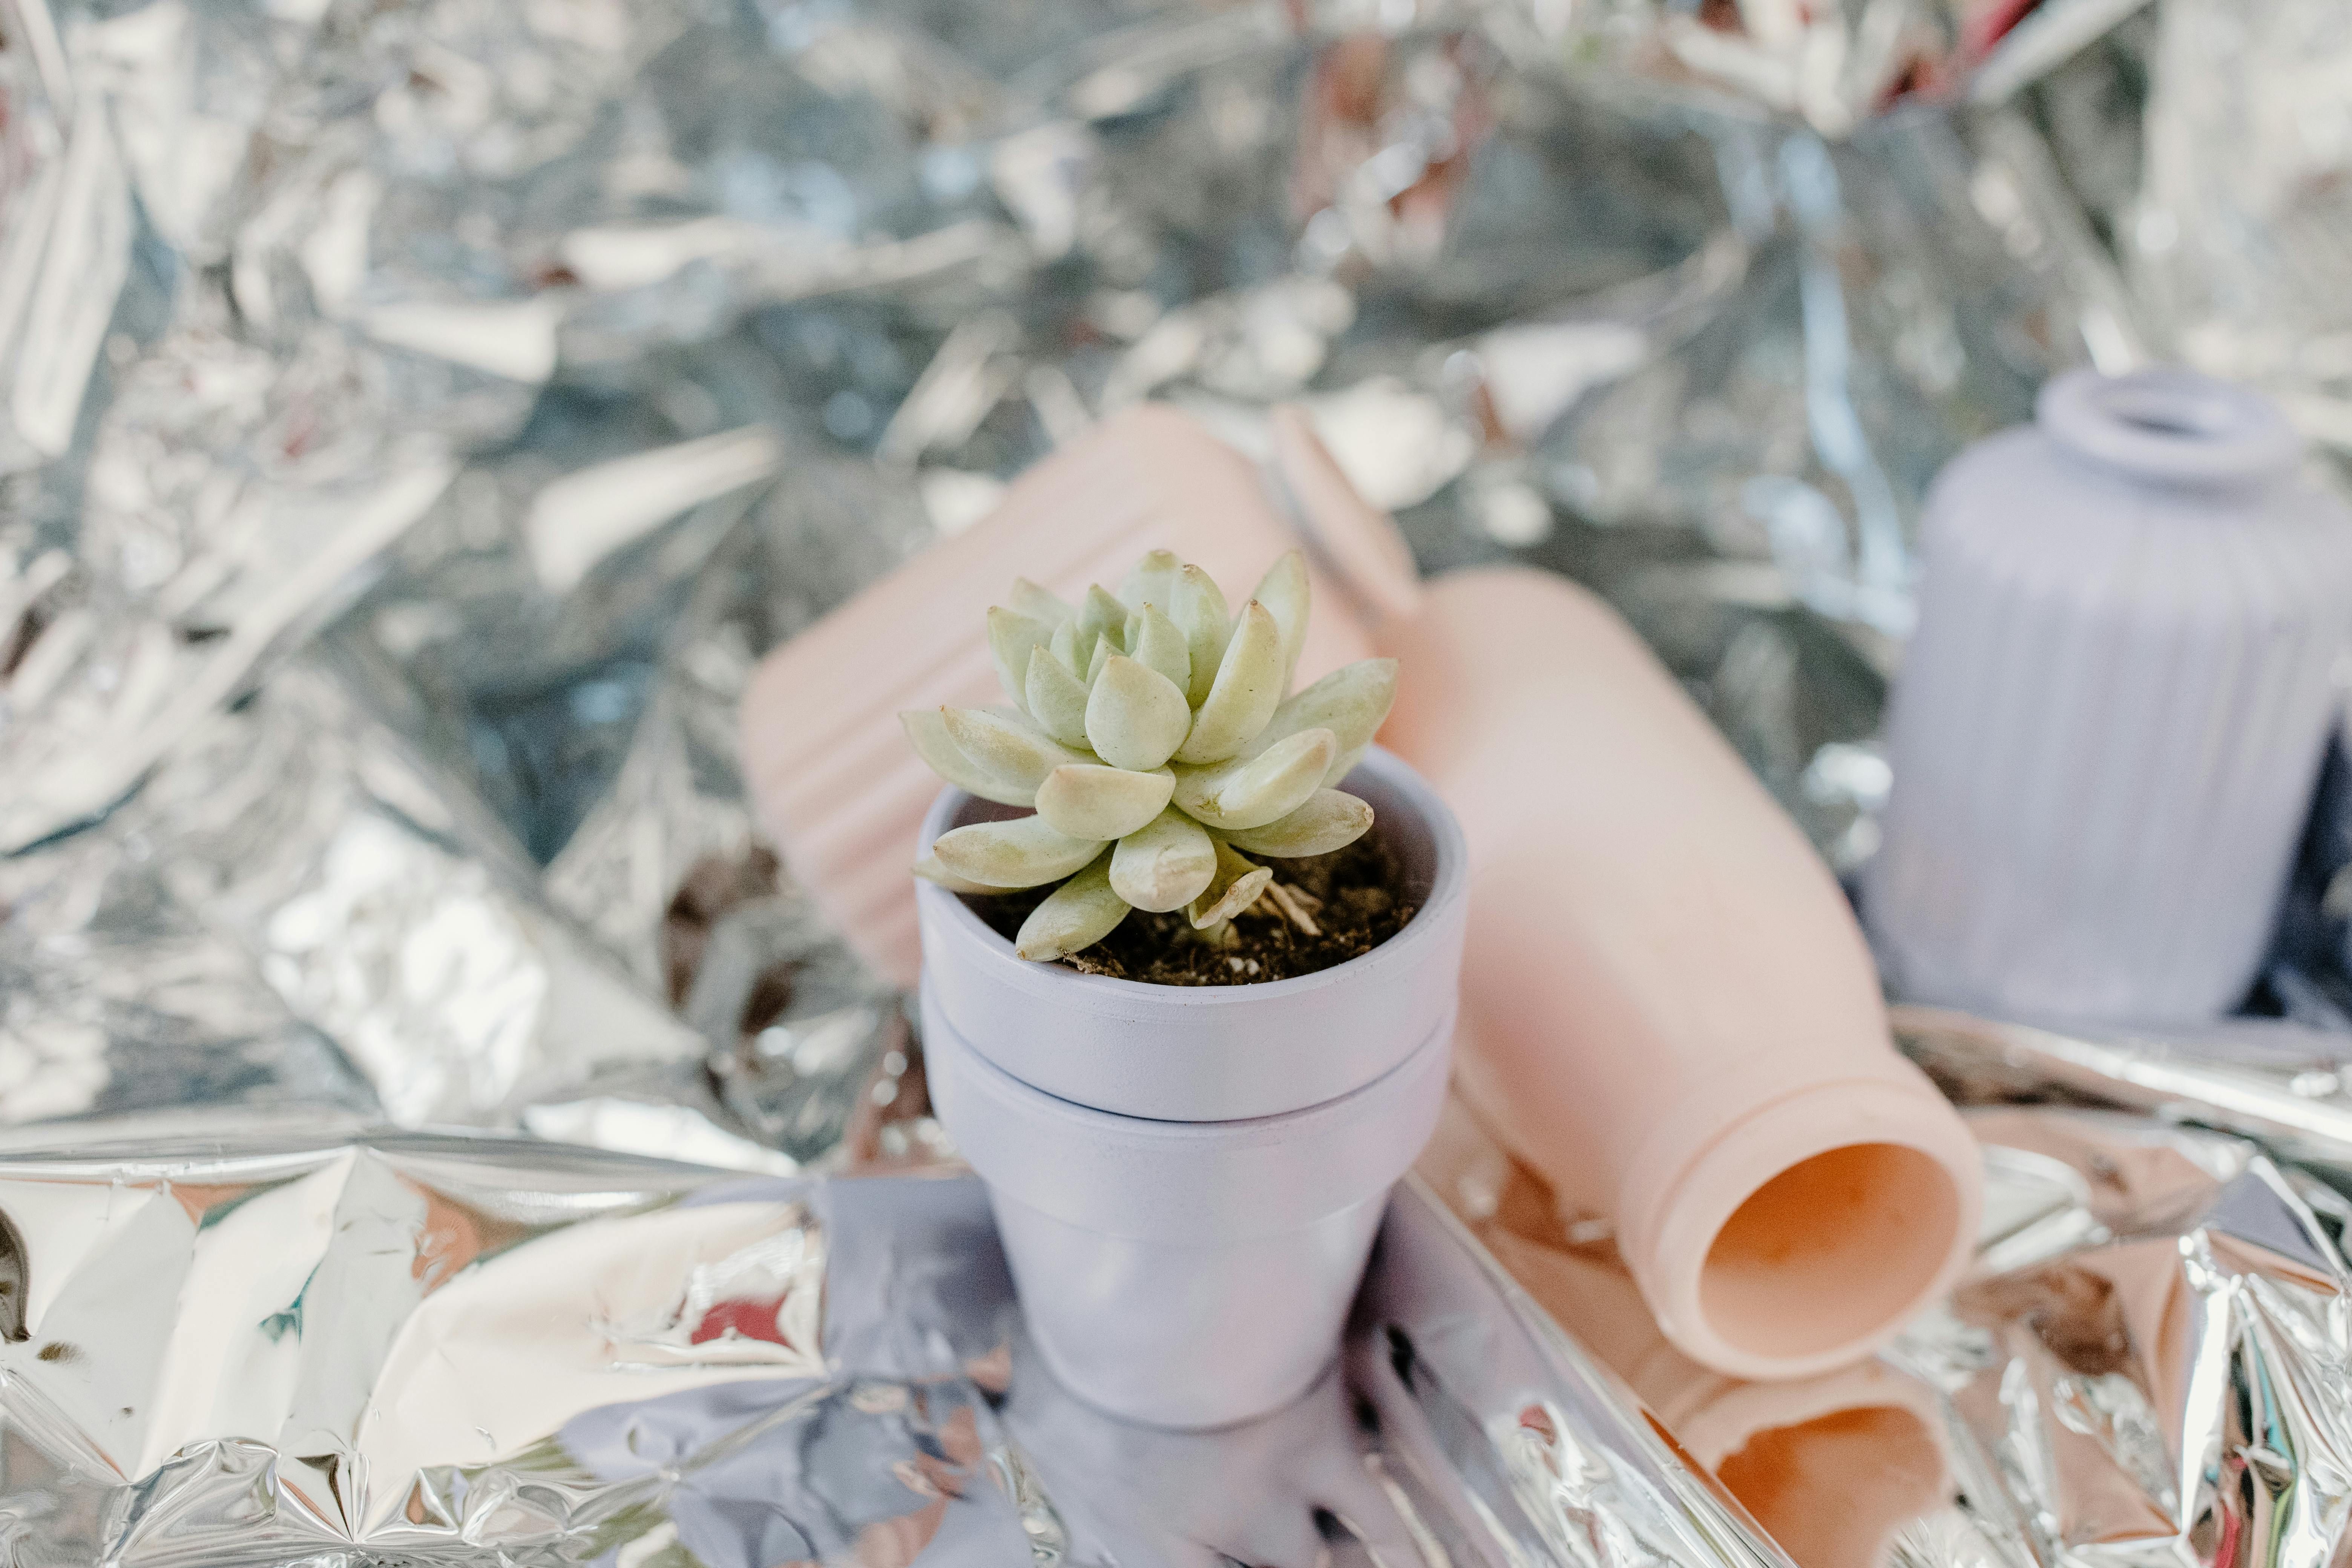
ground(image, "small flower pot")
xmin=917 ymin=746 xmax=1467 ymax=1428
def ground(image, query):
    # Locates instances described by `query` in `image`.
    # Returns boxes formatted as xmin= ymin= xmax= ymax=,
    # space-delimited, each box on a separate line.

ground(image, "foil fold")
xmin=1919 ymin=1109 xmax=2352 ymax=1568
xmin=0 ymin=1131 xmax=1779 ymax=1568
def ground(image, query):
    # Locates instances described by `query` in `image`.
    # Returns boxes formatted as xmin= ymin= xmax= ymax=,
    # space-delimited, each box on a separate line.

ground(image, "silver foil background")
xmin=3 ymin=0 xmax=2351 ymax=1562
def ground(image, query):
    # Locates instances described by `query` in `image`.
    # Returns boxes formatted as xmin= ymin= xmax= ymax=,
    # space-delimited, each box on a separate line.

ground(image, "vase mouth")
xmin=914 ymin=745 xmax=1467 ymax=1007
xmin=1623 ymin=1074 xmax=1981 ymax=1382
xmin=2036 ymin=366 xmax=2301 ymax=490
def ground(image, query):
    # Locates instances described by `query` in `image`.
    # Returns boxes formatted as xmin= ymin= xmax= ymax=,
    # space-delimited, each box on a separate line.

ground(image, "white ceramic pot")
xmin=917 ymin=747 xmax=1467 ymax=1428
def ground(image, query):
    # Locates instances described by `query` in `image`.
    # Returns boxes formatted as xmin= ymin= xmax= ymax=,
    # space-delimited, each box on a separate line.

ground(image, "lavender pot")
xmin=916 ymin=747 xmax=1466 ymax=1428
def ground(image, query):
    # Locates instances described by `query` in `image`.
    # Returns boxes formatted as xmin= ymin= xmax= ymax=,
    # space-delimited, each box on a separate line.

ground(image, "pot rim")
xmin=913 ymin=745 xmax=1466 ymax=1007
xmin=2036 ymin=365 xmax=2301 ymax=489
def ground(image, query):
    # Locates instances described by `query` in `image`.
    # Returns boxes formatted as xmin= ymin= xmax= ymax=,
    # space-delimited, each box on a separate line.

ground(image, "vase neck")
xmin=2037 ymin=366 xmax=2301 ymax=492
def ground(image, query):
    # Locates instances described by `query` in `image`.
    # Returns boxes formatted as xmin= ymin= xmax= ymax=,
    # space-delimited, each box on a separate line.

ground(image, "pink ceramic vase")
xmin=1378 ymin=567 xmax=1982 ymax=1381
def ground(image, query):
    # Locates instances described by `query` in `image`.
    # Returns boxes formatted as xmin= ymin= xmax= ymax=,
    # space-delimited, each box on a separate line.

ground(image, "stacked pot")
xmin=915 ymin=749 xmax=1467 ymax=1429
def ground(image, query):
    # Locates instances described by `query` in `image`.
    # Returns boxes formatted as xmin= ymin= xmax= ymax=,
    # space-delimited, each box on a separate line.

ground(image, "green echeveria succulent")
xmin=905 ymin=549 xmax=1398 ymax=962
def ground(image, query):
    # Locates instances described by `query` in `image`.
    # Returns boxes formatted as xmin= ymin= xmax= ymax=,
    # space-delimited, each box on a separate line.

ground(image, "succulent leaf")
xmin=901 ymin=710 xmax=1035 ymax=808
xmin=1128 ymin=604 xmax=1190 ymax=693
xmin=1252 ymin=550 xmax=1309 ymax=688
xmin=1050 ymin=619 xmax=1086 ymax=679
xmin=1035 ymin=763 xmax=1175 ymax=840
xmin=1010 ymin=577 xmax=1073 ymax=624
xmin=1085 ymin=655 xmax=1191 ymax=771
xmin=1120 ymin=549 xmax=1182 ymax=614
xmin=987 ymin=607 xmax=1055 ymax=714
xmin=940 ymin=706 xmax=1086 ymax=795
xmin=1175 ymin=601 xmax=1285 ymax=764
xmin=1078 ymin=584 xmax=1128 ymax=648
xmin=1024 ymin=648 xmax=1093 ymax=748
xmin=1217 ymin=789 xmax=1374 ymax=857
xmin=932 ymin=815 xmax=1106 ymax=889
xmin=1015 ymin=854 xmax=1130 ymax=961
xmin=1189 ymin=840 xmax=1273 ymax=929
xmin=1172 ymin=727 xmax=1337 ymax=830
xmin=1109 ymin=808 xmax=1218 ymax=912
xmin=906 ymin=549 xmax=1401 ymax=963
xmin=1245 ymin=657 xmax=1396 ymax=784
xmin=914 ymin=852 xmax=1014 ymax=894
xmin=1173 ymin=565 xmax=1231 ymax=707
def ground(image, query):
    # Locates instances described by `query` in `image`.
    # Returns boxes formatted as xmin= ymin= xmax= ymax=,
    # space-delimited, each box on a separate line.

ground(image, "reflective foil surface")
xmin=3 ymin=0 xmax=2348 ymax=1562
xmin=1923 ymin=1109 xmax=2352 ymax=1568
xmin=0 ymin=1131 xmax=1780 ymax=1568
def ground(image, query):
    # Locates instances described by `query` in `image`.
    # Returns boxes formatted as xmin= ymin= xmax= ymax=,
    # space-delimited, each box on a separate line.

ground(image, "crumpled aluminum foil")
xmin=2126 ymin=0 xmax=2352 ymax=452
xmin=0 ymin=1127 xmax=1779 ymax=1568
xmin=1901 ymin=1105 xmax=2352 ymax=1568
xmin=1900 ymin=1007 xmax=2352 ymax=1197
xmin=1929 ymin=1105 xmax=2352 ymax=1568
xmin=3 ymin=0 xmax=2345 ymax=1561
xmin=0 ymin=0 xmax=2128 ymax=1163
xmin=0 ymin=650 xmax=713 ymax=1133
xmin=1788 ymin=1007 xmax=2352 ymax=1563
xmin=15 ymin=1048 xmax=2347 ymax=1568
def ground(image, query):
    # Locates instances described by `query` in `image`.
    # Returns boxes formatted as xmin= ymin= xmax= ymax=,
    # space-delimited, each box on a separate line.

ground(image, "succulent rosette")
xmin=905 ymin=549 xmax=1397 ymax=961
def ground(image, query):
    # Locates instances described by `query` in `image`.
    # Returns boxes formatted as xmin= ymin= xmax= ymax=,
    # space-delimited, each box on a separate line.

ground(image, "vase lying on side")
xmin=1380 ymin=567 xmax=1982 ymax=1383
xmin=917 ymin=747 xmax=1467 ymax=1429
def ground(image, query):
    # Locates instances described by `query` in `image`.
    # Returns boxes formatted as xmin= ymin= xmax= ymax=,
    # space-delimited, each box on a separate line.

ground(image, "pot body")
xmin=1868 ymin=367 xmax=2352 ymax=1025
xmin=925 ymin=998 xmax=1451 ymax=1428
xmin=915 ymin=746 xmax=1464 ymax=1427
xmin=1379 ymin=567 xmax=1981 ymax=1382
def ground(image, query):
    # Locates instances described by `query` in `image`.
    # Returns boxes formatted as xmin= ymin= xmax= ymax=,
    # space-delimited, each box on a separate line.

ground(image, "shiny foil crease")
xmin=0 ymin=1128 xmax=1778 ymax=1568
xmin=1914 ymin=1108 xmax=2352 ymax=1568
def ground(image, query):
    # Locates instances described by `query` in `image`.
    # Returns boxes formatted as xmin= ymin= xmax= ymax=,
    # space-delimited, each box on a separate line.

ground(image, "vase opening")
xmin=2036 ymin=366 xmax=2300 ymax=489
xmin=1695 ymin=1141 xmax=1963 ymax=1363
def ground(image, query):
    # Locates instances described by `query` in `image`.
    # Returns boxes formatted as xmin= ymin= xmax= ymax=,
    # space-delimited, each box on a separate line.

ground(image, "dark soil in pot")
xmin=968 ymin=830 xmax=1419 ymax=986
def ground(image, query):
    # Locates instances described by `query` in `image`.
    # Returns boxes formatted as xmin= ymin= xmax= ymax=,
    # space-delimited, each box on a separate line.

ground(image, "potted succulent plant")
xmin=908 ymin=549 xmax=1466 ymax=1430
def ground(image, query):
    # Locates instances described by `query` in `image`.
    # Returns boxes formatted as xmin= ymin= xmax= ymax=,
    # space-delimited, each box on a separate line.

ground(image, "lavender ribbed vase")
xmin=1867 ymin=367 xmax=2352 ymax=1026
